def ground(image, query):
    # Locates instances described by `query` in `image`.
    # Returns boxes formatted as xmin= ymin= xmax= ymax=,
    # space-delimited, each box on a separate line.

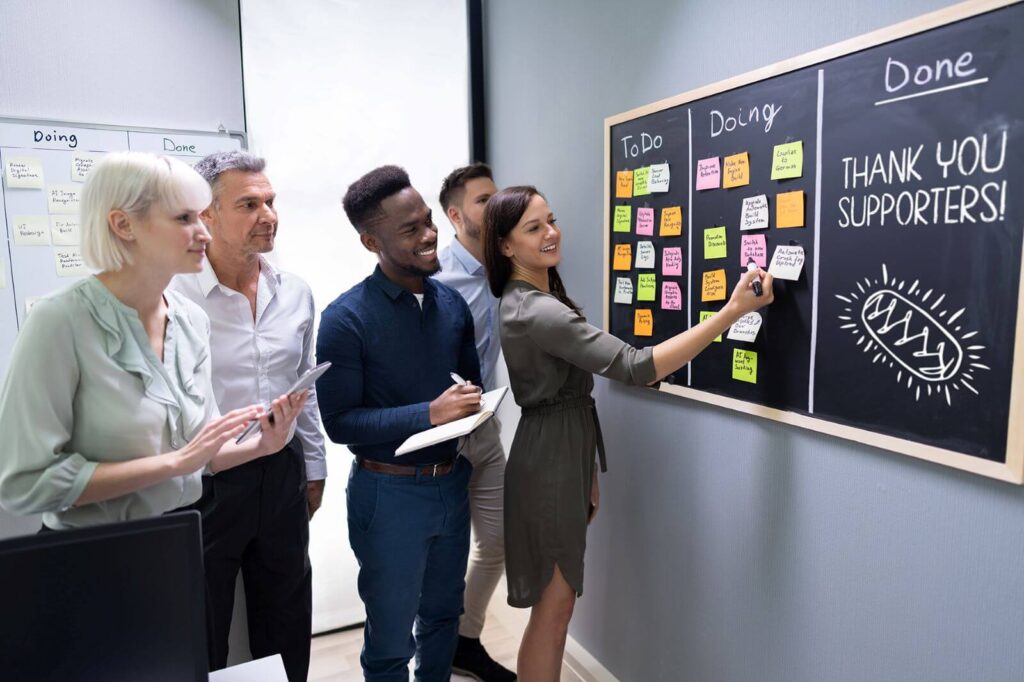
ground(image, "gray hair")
xmin=192 ymin=150 xmax=267 ymax=202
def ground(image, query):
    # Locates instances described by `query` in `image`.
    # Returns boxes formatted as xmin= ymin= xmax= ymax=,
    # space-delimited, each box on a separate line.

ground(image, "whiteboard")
xmin=0 ymin=117 xmax=245 ymax=383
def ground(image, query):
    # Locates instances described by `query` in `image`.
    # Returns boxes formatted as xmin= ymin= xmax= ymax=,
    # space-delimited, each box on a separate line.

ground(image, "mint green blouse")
xmin=0 ymin=277 xmax=217 ymax=530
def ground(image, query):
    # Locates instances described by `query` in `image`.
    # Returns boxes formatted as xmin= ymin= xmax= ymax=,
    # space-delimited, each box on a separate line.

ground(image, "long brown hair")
xmin=483 ymin=186 xmax=580 ymax=313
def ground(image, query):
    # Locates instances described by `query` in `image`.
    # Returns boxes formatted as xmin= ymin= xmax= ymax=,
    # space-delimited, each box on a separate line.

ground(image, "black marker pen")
xmin=746 ymin=260 xmax=763 ymax=297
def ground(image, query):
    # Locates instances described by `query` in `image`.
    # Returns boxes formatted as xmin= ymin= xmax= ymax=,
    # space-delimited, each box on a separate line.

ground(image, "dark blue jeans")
xmin=347 ymin=457 xmax=472 ymax=681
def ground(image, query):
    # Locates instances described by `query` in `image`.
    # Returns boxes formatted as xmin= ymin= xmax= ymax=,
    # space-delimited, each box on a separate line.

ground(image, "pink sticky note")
xmin=662 ymin=247 xmax=683 ymax=276
xmin=740 ymin=234 xmax=767 ymax=268
xmin=696 ymin=157 xmax=720 ymax=190
xmin=661 ymin=281 xmax=682 ymax=310
xmin=636 ymin=207 xmax=655 ymax=236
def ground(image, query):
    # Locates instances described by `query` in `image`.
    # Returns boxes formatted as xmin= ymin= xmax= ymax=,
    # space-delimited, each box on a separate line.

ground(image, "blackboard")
xmin=603 ymin=0 xmax=1024 ymax=482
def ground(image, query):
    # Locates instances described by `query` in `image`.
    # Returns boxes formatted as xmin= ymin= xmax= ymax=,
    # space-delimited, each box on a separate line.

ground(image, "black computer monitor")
xmin=0 ymin=511 xmax=208 ymax=682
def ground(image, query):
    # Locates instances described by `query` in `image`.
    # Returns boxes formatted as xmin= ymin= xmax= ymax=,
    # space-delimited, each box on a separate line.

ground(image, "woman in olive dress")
xmin=483 ymin=186 xmax=773 ymax=680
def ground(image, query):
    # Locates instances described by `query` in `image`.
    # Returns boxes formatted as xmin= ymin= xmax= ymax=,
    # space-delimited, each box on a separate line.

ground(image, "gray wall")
xmin=484 ymin=2 xmax=1024 ymax=680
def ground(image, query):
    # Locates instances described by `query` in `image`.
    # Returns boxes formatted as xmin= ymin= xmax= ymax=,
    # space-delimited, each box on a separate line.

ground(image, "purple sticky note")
xmin=695 ymin=157 xmax=721 ymax=190
xmin=661 ymin=281 xmax=682 ymax=310
xmin=662 ymin=247 xmax=683 ymax=276
xmin=636 ymin=207 xmax=655 ymax=236
xmin=740 ymin=234 xmax=767 ymax=268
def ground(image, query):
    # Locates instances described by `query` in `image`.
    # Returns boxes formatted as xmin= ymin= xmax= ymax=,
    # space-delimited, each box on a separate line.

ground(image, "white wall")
xmin=240 ymin=0 xmax=471 ymax=634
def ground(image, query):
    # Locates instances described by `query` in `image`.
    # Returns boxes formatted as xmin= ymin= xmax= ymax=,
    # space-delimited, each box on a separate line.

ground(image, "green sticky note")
xmin=637 ymin=273 xmax=657 ymax=301
xmin=613 ymin=205 xmax=632 ymax=232
xmin=633 ymin=166 xmax=651 ymax=196
xmin=771 ymin=141 xmax=803 ymax=180
xmin=699 ymin=310 xmax=722 ymax=342
xmin=732 ymin=348 xmax=757 ymax=383
xmin=703 ymin=226 xmax=727 ymax=259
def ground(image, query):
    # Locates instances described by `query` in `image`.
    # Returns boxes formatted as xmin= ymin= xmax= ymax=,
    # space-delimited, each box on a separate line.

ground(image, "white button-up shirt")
xmin=170 ymin=257 xmax=327 ymax=480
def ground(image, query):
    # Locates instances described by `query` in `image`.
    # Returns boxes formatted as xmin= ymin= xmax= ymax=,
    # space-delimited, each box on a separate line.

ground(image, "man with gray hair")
xmin=170 ymin=150 xmax=326 ymax=682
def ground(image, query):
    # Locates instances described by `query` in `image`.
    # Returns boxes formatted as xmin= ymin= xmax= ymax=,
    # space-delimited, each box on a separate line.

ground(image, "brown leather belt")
xmin=358 ymin=458 xmax=456 ymax=477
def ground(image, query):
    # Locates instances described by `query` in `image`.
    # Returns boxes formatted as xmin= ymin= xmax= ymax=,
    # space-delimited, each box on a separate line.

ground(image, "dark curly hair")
xmin=439 ymin=163 xmax=493 ymax=212
xmin=342 ymin=165 xmax=411 ymax=233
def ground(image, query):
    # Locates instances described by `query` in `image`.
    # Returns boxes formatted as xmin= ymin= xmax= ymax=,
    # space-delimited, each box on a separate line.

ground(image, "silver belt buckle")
xmin=431 ymin=463 xmax=440 ymax=477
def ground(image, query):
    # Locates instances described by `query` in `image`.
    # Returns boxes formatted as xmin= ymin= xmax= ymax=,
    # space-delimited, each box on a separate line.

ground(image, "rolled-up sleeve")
xmin=0 ymin=300 xmax=97 ymax=514
xmin=521 ymin=291 xmax=657 ymax=386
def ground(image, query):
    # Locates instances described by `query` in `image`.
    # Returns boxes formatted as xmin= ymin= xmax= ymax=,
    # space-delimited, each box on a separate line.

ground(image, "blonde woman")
xmin=0 ymin=152 xmax=306 ymax=531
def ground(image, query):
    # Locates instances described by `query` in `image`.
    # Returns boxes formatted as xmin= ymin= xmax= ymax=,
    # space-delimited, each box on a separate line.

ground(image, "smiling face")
xmin=201 ymin=170 xmax=278 ymax=256
xmin=362 ymin=186 xmax=440 ymax=278
xmin=117 ymin=200 xmax=211 ymax=276
xmin=500 ymin=193 xmax=561 ymax=272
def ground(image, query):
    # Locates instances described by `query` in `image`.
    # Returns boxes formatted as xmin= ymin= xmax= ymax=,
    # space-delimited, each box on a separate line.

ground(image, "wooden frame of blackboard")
xmin=602 ymin=0 xmax=1024 ymax=484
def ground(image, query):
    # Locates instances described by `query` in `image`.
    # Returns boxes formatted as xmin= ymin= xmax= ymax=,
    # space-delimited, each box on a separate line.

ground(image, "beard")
xmin=462 ymin=214 xmax=482 ymax=241
xmin=397 ymin=258 xmax=441 ymax=278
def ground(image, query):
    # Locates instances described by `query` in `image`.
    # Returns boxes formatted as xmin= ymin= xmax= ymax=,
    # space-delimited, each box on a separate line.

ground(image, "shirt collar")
xmin=197 ymin=254 xmax=280 ymax=298
xmin=370 ymin=265 xmax=435 ymax=302
xmin=449 ymin=237 xmax=484 ymax=276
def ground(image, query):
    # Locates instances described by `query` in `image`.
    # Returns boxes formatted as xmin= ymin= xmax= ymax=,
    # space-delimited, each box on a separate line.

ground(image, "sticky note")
xmin=732 ymin=349 xmax=758 ymax=383
xmin=722 ymin=152 xmax=750 ymax=188
xmin=661 ymin=281 xmax=682 ymax=310
xmin=51 ymin=216 xmax=81 ymax=246
xmin=768 ymin=245 xmax=805 ymax=281
xmin=703 ymin=226 xmax=727 ymax=260
xmin=54 ymin=247 xmax=91 ymax=278
xmin=637 ymin=273 xmax=657 ymax=301
xmin=740 ymin=195 xmax=769 ymax=230
xmin=615 ymin=170 xmax=633 ymax=198
xmin=12 ymin=216 xmax=50 ymax=246
xmin=701 ymin=269 xmax=727 ymax=301
xmin=71 ymin=153 xmax=104 ymax=182
xmin=636 ymin=207 xmax=655 ymax=236
xmin=47 ymin=185 xmax=81 ymax=214
xmin=634 ymin=309 xmax=653 ymax=337
xmin=699 ymin=310 xmax=722 ymax=342
xmin=636 ymin=241 xmax=656 ymax=269
xmin=727 ymin=312 xmax=763 ymax=343
xmin=613 ymin=206 xmax=632 ymax=233
xmin=660 ymin=206 xmax=683 ymax=237
xmin=776 ymin=190 xmax=805 ymax=228
xmin=633 ymin=166 xmax=651 ymax=196
xmin=695 ymin=157 xmax=720 ymax=190
xmin=612 ymin=244 xmax=632 ymax=270
xmin=771 ymin=141 xmax=803 ymax=180
xmin=662 ymin=247 xmax=682 ymax=276
xmin=4 ymin=156 xmax=44 ymax=189
xmin=648 ymin=163 xmax=670 ymax=193
xmin=740 ymin=234 xmax=767 ymax=268
xmin=614 ymin=277 xmax=633 ymax=304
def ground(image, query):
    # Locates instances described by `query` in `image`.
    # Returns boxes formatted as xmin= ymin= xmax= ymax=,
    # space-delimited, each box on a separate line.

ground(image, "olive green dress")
xmin=500 ymin=281 xmax=657 ymax=607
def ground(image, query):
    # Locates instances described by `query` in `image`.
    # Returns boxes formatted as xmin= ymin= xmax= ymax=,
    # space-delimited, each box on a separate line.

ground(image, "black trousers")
xmin=191 ymin=439 xmax=312 ymax=682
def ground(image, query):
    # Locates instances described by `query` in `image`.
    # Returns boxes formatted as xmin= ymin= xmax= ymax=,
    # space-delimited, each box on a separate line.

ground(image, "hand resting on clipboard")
xmin=235 ymin=361 xmax=332 ymax=444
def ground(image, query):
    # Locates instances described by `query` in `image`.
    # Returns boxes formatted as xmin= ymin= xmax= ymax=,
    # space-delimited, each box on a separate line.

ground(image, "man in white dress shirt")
xmin=170 ymin=151 xmax=326 ymax=682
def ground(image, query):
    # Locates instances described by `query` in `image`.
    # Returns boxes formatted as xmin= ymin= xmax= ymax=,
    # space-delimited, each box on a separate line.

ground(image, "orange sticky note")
xmin=701 ymin=269 xmax=727 ymax=301
xmin=722 ymin=152 xmax=750 ymax=188
xmin=776 ymin=190 xmax=805 ymax=228
xmin=616 ymin=170 xmax=633 ymax=199
xmin=612 ymin=243 xmax=632 ymax=270
xmin=660 ymin=206 xmax=683 ymax=237
xmin=634 ymin=309 xmax=653 ymax=337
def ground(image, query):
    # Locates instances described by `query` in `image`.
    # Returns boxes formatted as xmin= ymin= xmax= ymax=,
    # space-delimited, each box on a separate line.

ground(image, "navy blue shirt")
xmin=315 ymin=265 xmax=482 ymax=465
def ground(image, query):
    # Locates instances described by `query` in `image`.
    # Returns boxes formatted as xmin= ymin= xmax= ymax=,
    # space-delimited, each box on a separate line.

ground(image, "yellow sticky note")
xmin=633 ymin=166 xmax=651 ymax=196
xmin=776 ymin=190 xmax=805 ymax=228
xmin=637 ymin=273 xmax=657 ymax=301
xmin=722 ymin=152 xmax=750 ymax=188
xmin=613 ymin=244 xmax=632 ymax=270
xmin=699 ymin=310 xmax=722 ymax=342
xmin=616 ymin=170 xmax=633 ymax=199
xmin=660 ymin=206 xmax=683 ymax=237
xmin=701 ymin=269 xmax=727 ymax=302
xmin=634 ymin=309 xmax=653 ymax=337
xmin=703 ymin=226 xmax=727 ymax=259
xmin=771 ymin=141 xmax=803 ymax=180
xmin=613 ymin=205 xmax=632 ymax=232
xmin=732 ymin=348 xmax=758 ymax=383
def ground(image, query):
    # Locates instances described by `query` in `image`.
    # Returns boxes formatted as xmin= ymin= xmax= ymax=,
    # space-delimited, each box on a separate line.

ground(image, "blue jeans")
xmin=347 ymin=457 xmax=472 ymax=681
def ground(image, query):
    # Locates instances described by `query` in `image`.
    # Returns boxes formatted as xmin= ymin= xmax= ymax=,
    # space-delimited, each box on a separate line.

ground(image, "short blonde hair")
xmin=81 ymin=152 xmax=212 ymax=271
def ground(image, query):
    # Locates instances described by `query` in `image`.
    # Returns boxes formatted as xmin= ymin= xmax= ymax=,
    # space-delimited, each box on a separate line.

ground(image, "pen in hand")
xmin=451 ymin=372 xmax=484 ymax=406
